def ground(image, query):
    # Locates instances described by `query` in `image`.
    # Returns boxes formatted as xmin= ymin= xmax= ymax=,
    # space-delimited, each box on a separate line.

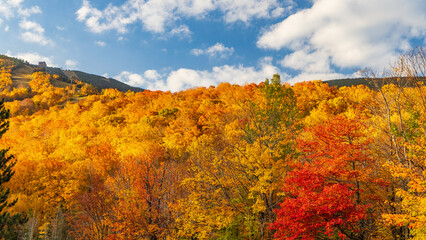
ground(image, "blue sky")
xmin=0 ymin=0 xmax=425 ymax=92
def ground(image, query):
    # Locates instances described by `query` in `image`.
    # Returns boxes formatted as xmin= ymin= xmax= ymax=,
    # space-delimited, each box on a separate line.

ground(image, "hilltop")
xmin=5 ymin=53 xmax=424 ymax=96
xmin=1 ymin=54 xmax=143 ymax=93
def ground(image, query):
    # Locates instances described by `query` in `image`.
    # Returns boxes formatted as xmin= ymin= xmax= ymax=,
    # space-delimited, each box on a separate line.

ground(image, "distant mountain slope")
xmin=5 ymin=53 xmax=425 ymax=93
xmin=324 ymin=77 xmax=426 ymax=88
xmin=324 ymin=78 xmax=371 ymax=88
xmin=1 ymin=54 xmax=143 ymax=92
xmin=68 ymin=70 xmax=142 ymax=92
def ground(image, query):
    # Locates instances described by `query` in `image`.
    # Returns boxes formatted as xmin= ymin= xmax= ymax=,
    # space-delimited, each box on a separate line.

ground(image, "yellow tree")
xmin=29 ymin=72 xmax=52 ymax=93
xmin=362 ymin=47 xmax=426 ymax=239
xmin=0 ymin=68 xmax=13 ymax=90
xmin=292 ymin=80 xmax=337 ymax=117
xmin=177 ymin=74 xmax=300 ymax=239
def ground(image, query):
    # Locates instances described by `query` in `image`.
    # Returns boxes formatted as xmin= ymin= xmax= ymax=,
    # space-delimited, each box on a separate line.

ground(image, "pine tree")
xmin=0 ymin=100 xmax=26 ymax=239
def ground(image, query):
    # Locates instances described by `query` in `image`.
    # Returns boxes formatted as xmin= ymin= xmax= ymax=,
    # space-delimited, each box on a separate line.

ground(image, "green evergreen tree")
xmin=0 ymin=100 xmax=26 ymax=239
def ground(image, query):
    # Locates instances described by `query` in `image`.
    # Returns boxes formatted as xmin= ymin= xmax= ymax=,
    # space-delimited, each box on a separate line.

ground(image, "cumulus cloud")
xmin=216 ymin=0 xmax=289 ymax=23
xmin=115 ymin=57 xmax=282 ymax=92
xmin=0 ymin=1 xmax=49 ymax=46
xmin=277 ymin=48 xmax=357 ymax=84
xmin=20 ymin=19 xmax=44 ymax=32
xmin=18 ymin=5 xmax=41 ymax=17
xmin=115 ymin=70 xmax=157 ymax=87
xmin=19 ymin=19 xmax=53 ymax=45
xmin=191 ymin=43 xmax=234 ymax=58
xmin=95 ymin=41 xmax=106 ymax=46
xmin=257 ymin=0 xmax=426 ymax=75
xmin=0 ymin=0 xmax=20 ymax=19
xmin=0 ymin=0 xmax=41 ymax=19
xmin=7 ymin=51 xmax=57 ymax=67
xmin=65 ymin=60 xmax=79 ymax=69
xmin=76 ymin=0 xmax=135 ymax=33
xmin=144 ymin=69 xmax=162 ymax=80
xmin=169 ymin=25 xmax=192 ymax=39
xmin=286 ymin=71 xmax=355 ymax=85
xmin=0 ymin=0 xmax=45 ymax=44
xmin=76 ymin=0 xmax=290 ymax=34
xmin=281 ymin=49 xmax=330 ymax=73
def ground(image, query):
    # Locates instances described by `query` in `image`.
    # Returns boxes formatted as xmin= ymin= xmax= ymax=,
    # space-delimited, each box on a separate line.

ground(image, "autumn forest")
xmin=0 ymin=48 xmax=425 ymax=240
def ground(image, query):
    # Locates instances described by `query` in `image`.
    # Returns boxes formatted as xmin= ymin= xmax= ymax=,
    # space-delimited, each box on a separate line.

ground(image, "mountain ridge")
xmin=6 ymin=53 xmax=424 ymax=93
xmin=1 ymin=54 xmax=143 ymax=92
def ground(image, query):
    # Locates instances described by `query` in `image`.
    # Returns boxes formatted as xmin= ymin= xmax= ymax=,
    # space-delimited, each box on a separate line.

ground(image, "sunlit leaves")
xmin=272 ymin=116 xmax=379 ymax=239
xmin=2 ymin=63 xmax=426 ymax=239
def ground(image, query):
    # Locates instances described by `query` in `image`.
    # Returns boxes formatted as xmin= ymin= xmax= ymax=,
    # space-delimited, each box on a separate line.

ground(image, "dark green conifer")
xmin=0 ymin=100 xmax=26 ymax=239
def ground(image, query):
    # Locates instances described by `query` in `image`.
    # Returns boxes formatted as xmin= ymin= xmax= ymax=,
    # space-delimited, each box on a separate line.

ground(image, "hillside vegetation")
xmin=1 ymin=54 xmax=143 ymax=95
xmin=0 ymin=49 xmax=425 ymax=239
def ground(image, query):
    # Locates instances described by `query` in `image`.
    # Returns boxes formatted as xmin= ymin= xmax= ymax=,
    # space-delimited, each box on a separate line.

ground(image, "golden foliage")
xmin=2 ymin=60 xmax=426 ymax=239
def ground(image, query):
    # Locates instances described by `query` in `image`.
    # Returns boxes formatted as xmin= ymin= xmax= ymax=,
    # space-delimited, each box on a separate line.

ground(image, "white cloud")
xmin=65 ymin=60 xmax=79 ymax=69
xmin=76 ymin=0 xmax=290 ymax=34
xmin=76 ymin=0 xmax=134 ymax=34
xmin=277 ymin=48 xmax=357 ymax=84
xmin=144 ymin=69 xmax=162 ymax=80
xmin=217 ymin=0 xmax=288 ymax=23
xmin=0 ymin=0 xmax=19 ymax=19
xmin=19 ymin=19 xmax=53 ymax=45
xmin=169 ymin=25 xmax=192 ymax=38
xmin=18 ymin=5 xmax=41 ymax=17
xmin=57 ymin=25 xmax=65 ymax=31
xmin=4 ymin=26 xmax=9 ymax=31
xmin=0 ymin=1 xmax=48 ymax=45
xmin=21 ymin=31 xmax=50 ymax=45
xmin=257 ymin=0 xmax=426 ymax=74
xmin=20 ymin=19 xmax=43 ymax=32
xmin=7 ymin=51 xmax=57 ymax=67
xmin=115 ymin=57 xmax=282 ymax=92
xmin=115 ymin=71 xmax=149 ymax=87
xmin=7 ymin=0 xmax=23 ymax=7
xmin=191 ymin=43 xmax=234 ymax=58
xmin=95 ymin=41 xmax=106 ymax=46
xmin=0 ymin=1 xmax=40 ymax=19
xmin=271 ymin=7 xmax=285 ymax=18
xmin=281 ymin=49 xmax=329 ymax=72
xmin=286 ymin=72 xmax=354 ymax=85
xmin=190 ymin=49 xmax=201 ymax=56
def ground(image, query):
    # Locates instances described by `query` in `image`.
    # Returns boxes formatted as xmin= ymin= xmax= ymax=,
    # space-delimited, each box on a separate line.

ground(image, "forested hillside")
xmin=0 ymin=49 xmax=425 ymax=239
xmin=0 ymin=54 xmax=142 ymax=97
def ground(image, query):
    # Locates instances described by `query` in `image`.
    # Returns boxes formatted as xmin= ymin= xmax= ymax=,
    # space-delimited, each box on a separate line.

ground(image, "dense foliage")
xmin=0 ymin=48 xmax=426 ymax=239
xmin=0 ymin=100 xmax=26 ymax=239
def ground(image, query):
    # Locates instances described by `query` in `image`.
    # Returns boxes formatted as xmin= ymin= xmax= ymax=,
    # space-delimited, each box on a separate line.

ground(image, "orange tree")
xmin=272 ymin=116 xmax=382 ymax=239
